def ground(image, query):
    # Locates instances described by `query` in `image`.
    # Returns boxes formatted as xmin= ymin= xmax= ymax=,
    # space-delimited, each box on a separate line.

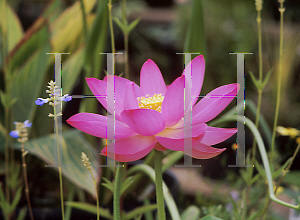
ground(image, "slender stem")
xmin=271 ymin=1 xmax=285 ymax=165
xmin=243 ymin=7 xmax=264 ymax=219
xmin=80 ymin=0 xmax=88 ymax=43
xmin=55 ymin=115 xmax=65 ymax=220
xmin=89 ymin=169 xmax=100 ymax=220
xmin=21 ymin=143 xmax=34 ymax=220
xmin=258 ymin=141 xmax=300 ymax=219
xmin=4 ymin=109 xmax=10 ymax=203
xmin=108 ymin=0 xmax=115 ymax=53
xmin=128 ymin=164 xmax=181 ymax=220
xmin=114 ymin=162 xmax=124 ymax=220
xmin=122 ymin=0 xmax=130 ymax=79
xmin=154 ymin=150 xmax=166 ymax=220
xmin=214 ymin=115 xmax=300 ymax=210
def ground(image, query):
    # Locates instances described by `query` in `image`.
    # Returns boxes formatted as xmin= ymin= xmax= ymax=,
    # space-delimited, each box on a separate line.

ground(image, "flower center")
xmin=137 ymin=94 xmax=164 ymax=112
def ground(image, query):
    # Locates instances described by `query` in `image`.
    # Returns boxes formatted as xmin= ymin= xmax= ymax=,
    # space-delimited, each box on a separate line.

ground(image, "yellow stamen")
xmin=137 ymin=94 xmax=164 ymax=112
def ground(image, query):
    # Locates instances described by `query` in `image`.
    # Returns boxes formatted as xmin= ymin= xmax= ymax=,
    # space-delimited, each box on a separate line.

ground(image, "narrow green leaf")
xmin=181 ymin=205 xmax=200 ymax=220
xmin=120 ymin=176 xmax=134 ymax=195
xmin=184 ymin=0 xmax=206 ymax=57
xmin=127 ymin=18 xmax=141 ymax=34
xmin=282 ymin=171 xmax=300 ymax=187
xmin=101 ymin=183 xmax=114 ymax=193
xmin=125 ymin=204 xmax=157 ymax=220
xmin=254 ymin=160 xmax=266 ymax=180
xmin=11 ymin=186 xmax=22 ymax=211
xmin=247 ymin=212 xmax=260 ymax=220
xmin=200 ymin=215 xmax=223 ymax=220
xmin=65 ymin=201 xmax=113 ymax=219
xmin=261 ymin=68 xmax=273 ymax=90
xmin=113 ymin=17 xmax=126 ymax=34
xmin=16 ymin=207 xmax=27 ymax=220
xmin=248 ymin=71 xmax=260 ymax=89
xmin=272 ymin=157 xmax=291 ymax=179
xmin=250 ymin=173 xmax=261 ymax=184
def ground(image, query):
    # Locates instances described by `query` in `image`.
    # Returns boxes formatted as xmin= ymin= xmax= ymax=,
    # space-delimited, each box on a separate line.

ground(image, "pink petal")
xmin=188 ymin=143 xmax=226 ymax=159
xmin=154 ymin=143 xmax=167 ymax=151
xmin=182 ymin=55 xmax=205 ymax=106
xmin=101 ymin=136 xmax=157 ymax=162
xmin=140 ymin=59 xmax=167 ymax=97
xmin=121 ymin=109 xmax=165 ymax=136
xmin=192 ymin=83 xmax=240 ymax=124
xmin=86 ymin=76 xmax=140 ymax=120
xmin=156 ymin=123 xmax=207 ymax=139
xmin=155 ymin=134 xmax=204 ymax=151
xmin=67 ymin=113 xmax=136 ymax=139
xmin=201 ymin=126 xmax=237 ymax=145
xmin=161 ymin=76 xmax=186 ymax=127
xmin=124 ymin=82 xmax=139 ymax=110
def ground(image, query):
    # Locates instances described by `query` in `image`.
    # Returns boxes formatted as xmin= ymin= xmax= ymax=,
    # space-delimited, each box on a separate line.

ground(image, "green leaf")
xmin=120 ymin=176 xmax=134 ymax=195
xmin=13 ymin=130 xmax=99 ymax=197
xmin=51 ymin=0 xmax=96 ymax=52
xmin=282 ymin=171 xmax=300 ymax=187
xmin=7 ymin=18 xmax=49 ymax=74
xmin=101 ymin=177 xmax=114 ymax=193
xmin=247 ymin=212 xmax=260 ymax=220
xmin=65 ymin=201 xmax=113 ymax=219
xmin=184 ymin=0 xmax=206 ymax=57
xmin=113 ymin=17 xmax=126 ymax=34
xmin=11 ymin=186 xmax=22 ymax=212
xmin=250 ymin=173 xmax=261 ymax=184
xmin=254 ymin=160 xmax=266 ymax=180
xmin=84 ymin=0 xmax=108 ymax=78
xmin=0 ymin=1 xmax=23 ymax=54
xmin=125 ymin=204 xmax=157 ymax=220
xmin=200 ymin=215 xmax=223 ymax=220
xmin=16 ymin=207 xmax=27 ymax=220
xmin=261 ymin=68 xmax=273 ymax=90
xmin=11 ymin=43 xmax=51 ymax=123
xmin=61 ymin=47 xmax=85 ymax=96
xmin=127 ymin=18 xmax=141 ymax=34
xmin=272 ymin=157 xmax=291 ymax=179
xmin=248 ymin=71 xmax=260 ymax=89
xmin=181 ymin=205 xmax=200 ymax=220
xmin=0 ymin=91 xmax=17 ymax=109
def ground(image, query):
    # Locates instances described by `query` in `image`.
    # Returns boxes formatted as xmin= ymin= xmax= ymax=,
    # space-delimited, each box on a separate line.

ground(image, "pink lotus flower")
xmin=67 ymin=55 xmax=239 ymax=162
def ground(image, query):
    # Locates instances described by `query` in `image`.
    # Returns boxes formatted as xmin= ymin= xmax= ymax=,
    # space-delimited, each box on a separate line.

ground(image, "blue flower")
xmin=35 ymin=98 xmax=49 ymax=106
xmin=23 ymin=120 xmax=32 ymax=127
xmin=10 ymin=130 xmax=19 ymax=138
xmin=61 ymin=95 xmax=72 ymax=102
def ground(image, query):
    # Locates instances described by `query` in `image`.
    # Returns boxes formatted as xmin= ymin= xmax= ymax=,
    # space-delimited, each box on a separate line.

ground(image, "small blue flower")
xmin=10 ymin=130 xmax=19 ymax=138
xmin=62 ymin=95 xmax=72 ymax=102
xmin=23 ymin=120 xmax=32 ymax=128
xmin=35 ymin=98 xmax=48 ymax=106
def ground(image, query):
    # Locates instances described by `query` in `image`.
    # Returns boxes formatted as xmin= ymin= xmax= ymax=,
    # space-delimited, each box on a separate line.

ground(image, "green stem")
xmin=214 ymin=115 xmax=300 ymax=211
xmin=89 ymin=169 xmax=100 ymax=220
xmin=128 ymin=163 xmax=181 ymax=220
xmin=21 ymin=143 xmax=34 ymax=220
xmin=114 ymin=162 xmax=124 ymax=220
xmin=4 ymin=109 xmax=10 ymax=203
xmin=154 ymin=150 xmax=166 ymax=220
xmin=108 ymin=0 xmax=115 ymax=53
xmin=258 ymin=141 xmax=300 ymax=219
xmin=243 ymin=7 xmax=264 ymax=219
xmin=271 ymin=1 xmax=285 ymax=165
xmin=55 ymin=115 xmax=65 ymax=220
xmin=122 ymin=0 xmax=129 ymax=79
